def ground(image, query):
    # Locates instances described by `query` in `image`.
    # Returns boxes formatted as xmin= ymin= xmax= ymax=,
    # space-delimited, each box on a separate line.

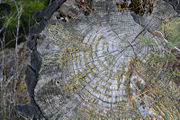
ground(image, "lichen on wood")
xmin=16 ymin=0 xmax=180 ymax=119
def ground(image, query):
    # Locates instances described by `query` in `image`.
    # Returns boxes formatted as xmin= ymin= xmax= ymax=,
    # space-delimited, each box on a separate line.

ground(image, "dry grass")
xmin=0 ymin=43 xmax=29 ymax=120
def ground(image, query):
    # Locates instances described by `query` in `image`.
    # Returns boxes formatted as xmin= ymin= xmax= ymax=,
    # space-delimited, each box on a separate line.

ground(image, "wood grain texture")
xmin=33 ymin=0 xmax=179 ymax=119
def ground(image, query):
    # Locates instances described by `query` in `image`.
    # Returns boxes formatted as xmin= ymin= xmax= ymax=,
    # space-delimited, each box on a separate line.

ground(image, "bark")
xmin=17 ymin=0 xmax=179 ymax=119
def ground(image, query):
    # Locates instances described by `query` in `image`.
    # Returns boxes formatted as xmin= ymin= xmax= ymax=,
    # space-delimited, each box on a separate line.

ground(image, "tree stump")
xmin=19 ymin=0 xmax=180 ymax=119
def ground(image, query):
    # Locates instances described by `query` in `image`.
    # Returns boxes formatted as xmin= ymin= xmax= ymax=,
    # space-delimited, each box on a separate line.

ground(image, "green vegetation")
xmin=138 ymin=36 xmax=157 ymax=45
xmin=138 ymin=18 xmax=180 ymax=62
xmin=1 ymin=0 xmax=48 ymax=47
xmin=0 ymin=1 xmax=179 ymax=119
xmin=0 ymin=0 xmax=48 ymax=120
xmin=134 ymin=19 xmax=180 ymax=119
xmin=165 ymin=18 xmax=180 ymax=49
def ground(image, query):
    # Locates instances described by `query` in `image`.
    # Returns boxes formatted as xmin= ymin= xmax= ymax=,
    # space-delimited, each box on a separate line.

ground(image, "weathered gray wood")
xmin=25 ymin=0 xmax=179 ymax=119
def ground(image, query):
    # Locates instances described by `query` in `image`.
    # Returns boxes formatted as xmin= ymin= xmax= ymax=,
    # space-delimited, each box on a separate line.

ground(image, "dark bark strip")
xmin=16 ymin=0 xmax=67 ymax=119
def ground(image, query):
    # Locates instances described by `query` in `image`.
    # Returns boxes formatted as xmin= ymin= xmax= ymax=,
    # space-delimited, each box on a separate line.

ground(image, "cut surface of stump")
xmin=33 ymin=0 xmax=180 ymax=119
